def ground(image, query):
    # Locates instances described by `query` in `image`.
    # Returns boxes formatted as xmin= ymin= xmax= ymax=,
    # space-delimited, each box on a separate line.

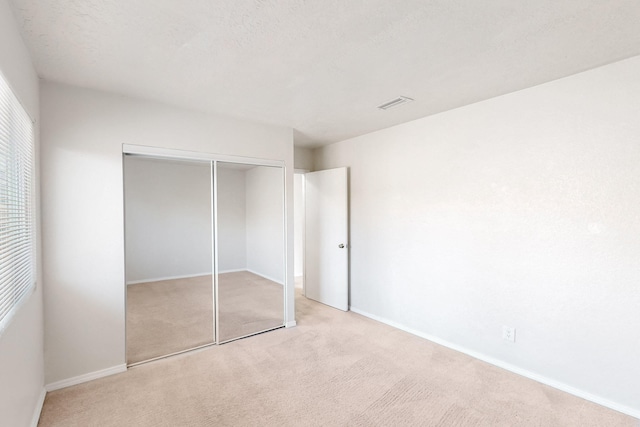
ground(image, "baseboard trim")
xmin=218 ymin=268 xmax=247 ymax=274
xmin=45 ymin=364 xmax=127 ymax=392
xmin=285 ymin=320 xmax=297 ymax=328
xmin=246 ymin=269 xmax=284 ymax=286
xmin=349 ymin=306 xmax=640 ymax=420
xmin=127 ymin=273 xmax=211 ymax=285
xmin=29 ymin=387 xmax=46 ymax=427
xmin=128 ymin=270 xmax=286 ymax=286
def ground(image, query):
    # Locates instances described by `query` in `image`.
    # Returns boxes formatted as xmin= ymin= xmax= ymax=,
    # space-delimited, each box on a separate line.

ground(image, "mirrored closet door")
xmin=124 ymin=149 xmax=287 ymax=364
xmin=216 ymin=162 xmax=285 ymax=342
xmin=124 ymin=155 xmax=214 ymax=364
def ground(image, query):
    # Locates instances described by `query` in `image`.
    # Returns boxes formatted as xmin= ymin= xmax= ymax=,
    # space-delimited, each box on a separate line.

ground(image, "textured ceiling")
xmin=8 ymin=0 xmax=640 ymax=147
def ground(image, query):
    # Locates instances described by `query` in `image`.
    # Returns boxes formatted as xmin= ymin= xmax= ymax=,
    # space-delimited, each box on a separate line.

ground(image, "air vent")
xmin=377 ymin=96 xmax=414 ymax=110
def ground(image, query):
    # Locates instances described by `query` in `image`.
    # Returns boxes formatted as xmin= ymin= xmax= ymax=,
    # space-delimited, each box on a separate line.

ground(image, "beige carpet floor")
xmin=218 ymin=271 xmax=284 ymax=343
xmin=127 ymin=272 xmax=284 ymax=363
xmin=127 ymin=275 xmax=214 ymax=364
xmin=43 ymin=291 xmax=636 ymax=426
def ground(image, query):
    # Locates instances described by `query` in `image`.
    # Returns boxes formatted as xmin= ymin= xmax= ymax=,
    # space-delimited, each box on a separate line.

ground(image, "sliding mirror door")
xmin=216 ymin=162 xmax=285 ymax=342
xmin=124 ymin=155 xmax=214 ymax=364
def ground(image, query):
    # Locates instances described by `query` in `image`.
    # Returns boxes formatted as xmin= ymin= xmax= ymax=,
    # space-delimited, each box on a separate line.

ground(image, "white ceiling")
xmin=8 ymin=1 xmax=640 ymax=148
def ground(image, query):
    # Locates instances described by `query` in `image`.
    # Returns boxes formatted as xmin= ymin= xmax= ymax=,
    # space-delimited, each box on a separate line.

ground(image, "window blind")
xmin=0 ymin=71 xmax=35 ymax=334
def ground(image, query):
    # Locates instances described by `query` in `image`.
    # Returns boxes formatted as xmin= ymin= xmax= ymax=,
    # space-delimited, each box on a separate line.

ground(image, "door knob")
xmin=338 ymin=244 xmax=345 ymax=248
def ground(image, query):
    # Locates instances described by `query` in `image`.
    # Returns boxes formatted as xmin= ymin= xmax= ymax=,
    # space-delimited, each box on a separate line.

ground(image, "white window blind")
xmin=0 ymin=71 xmax=35 ymax=334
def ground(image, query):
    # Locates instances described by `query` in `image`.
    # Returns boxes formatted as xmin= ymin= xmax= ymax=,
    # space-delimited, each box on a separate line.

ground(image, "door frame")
xmin=294 ymin=169 xmax=309 ymax=296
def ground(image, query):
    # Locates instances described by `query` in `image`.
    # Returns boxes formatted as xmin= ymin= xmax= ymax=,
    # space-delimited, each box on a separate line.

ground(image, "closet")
xmin=123 ymin=147 xmax=286 ymax=365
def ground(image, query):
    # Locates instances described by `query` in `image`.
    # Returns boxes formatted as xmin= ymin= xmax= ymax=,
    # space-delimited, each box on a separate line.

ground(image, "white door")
xmin=304 ymin=167 xmax=348 ymax=311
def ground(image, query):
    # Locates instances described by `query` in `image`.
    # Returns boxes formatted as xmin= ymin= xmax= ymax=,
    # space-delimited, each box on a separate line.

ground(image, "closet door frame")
xmin=123 ymin=144 xmax=284 ymax=168
xmin=122 ymin=144 xmax=288 ymax=350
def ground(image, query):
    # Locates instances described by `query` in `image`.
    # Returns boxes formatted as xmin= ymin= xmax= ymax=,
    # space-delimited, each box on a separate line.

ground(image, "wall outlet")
xmin=502 ymin=326 xmax=516 ymax=343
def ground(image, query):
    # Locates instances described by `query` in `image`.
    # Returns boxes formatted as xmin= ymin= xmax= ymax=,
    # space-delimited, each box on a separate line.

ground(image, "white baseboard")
xmin=285 ymin=320 xmax=297 ymax=328
xmin=128 ymin=270 xmax=286 ymax=286
xmin=30 ymin=387 xmax=46 ymax=427
xmin=218 ymin=268 xmax=247 ymax=274
xmin=246 ymin=269 xmax=284 ymax=286
xmin=45 ymin=364 xmax=127 ymax=392
xmin=349 ymin=306 xmax=640 ymax=420
xmin=127 ymin=273 xmax=211 ymax=285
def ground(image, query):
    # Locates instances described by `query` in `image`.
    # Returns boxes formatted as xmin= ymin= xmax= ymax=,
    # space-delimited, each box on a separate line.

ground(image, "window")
xmin=0 ymin=71 xmax=35 ymax=334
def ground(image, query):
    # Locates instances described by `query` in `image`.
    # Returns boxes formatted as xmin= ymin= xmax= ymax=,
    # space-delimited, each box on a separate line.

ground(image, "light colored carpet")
xmin=127 ymin=275 xmax=214 ymax=364
xmin=43 ymin=291 xmax=636 ymax=426
xmin=218 ymin=271 xmax=284 ymax=343
xmin=127 ymin=272 xmax=284 ymax=363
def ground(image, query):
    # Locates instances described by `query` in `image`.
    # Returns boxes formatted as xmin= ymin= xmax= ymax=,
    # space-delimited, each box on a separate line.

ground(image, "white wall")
xmin=218 ymin=164 xmax=286 ymax=282
xmin=124 ymin=157 xmax=212 ymax=283
xmin=217 ymin=166 xmax=247 ymax=272
xmin=294 ymin=146 xmax=313 ymax=170
xmin=0 ymin=1 xmax=44 ymax=426
xmin=315 ymin=56 xmax=640 ymax=416
xmin=294 ymin=174 xmax=304 ymax=278
xmin=40 ymin=81 xmax=294 ymax=385
xmin=246 ymin=166 xmax=285 ymax=284
xmin=125 ymin=160 xmax=284 ymax=280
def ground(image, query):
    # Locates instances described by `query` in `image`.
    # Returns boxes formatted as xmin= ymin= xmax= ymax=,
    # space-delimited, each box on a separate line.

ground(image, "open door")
xmin=304 ymin=167 xmax=348 ymax=311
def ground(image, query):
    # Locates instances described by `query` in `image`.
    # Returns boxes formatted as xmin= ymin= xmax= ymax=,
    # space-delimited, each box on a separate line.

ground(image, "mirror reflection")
xmin=124 ymin=156 xmax=214 ymax=363
xmin=216 ymin=162 xmax=285 ymax=342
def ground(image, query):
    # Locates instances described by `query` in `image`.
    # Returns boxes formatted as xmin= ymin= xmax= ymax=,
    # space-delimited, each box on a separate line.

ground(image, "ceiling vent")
xmin=377 ymin=96 xmax=414 ymax=110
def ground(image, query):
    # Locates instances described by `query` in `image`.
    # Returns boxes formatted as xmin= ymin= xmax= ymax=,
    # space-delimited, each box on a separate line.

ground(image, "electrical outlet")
xmin=502 ymin=326 xmax=516 ymax=343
